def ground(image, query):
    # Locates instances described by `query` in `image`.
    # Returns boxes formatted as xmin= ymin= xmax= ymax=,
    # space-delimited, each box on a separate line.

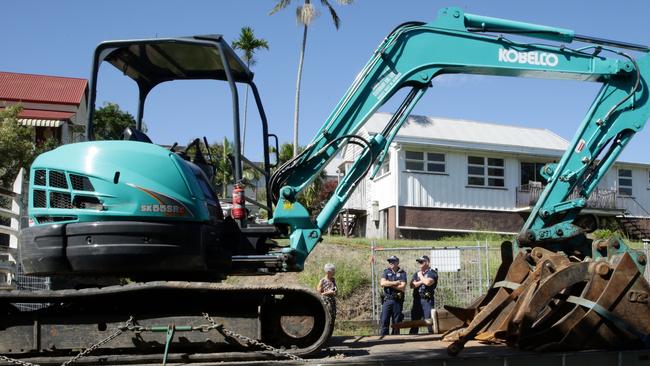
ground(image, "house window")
xmin=378 ymin=153 xmax=390 ymax=176
xmin=520 ymin=162 xmax=548 ymax=186
xmin=618 ymin=169 xmax=633 ymax=196
xmin=404 ymin=151 xmax=445 ymax=173
xmin=468 ymin=156 xmax=505 ymax=187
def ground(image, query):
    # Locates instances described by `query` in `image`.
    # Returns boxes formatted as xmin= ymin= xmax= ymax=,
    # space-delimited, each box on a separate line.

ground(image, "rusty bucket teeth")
xmin=446 ymin=241 xmax=650 ymax=356
xmin=444 ymin=305 xmax=479 ymax=324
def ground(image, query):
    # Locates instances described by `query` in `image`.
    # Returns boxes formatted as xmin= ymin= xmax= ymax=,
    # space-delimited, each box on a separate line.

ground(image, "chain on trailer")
xmin=202 ymin=313 xmax=304 ymax=362
xmin=0 ymin=316 xmax=133 ymax=366
xmin=0 ymin=314 xmax=304 ymax=366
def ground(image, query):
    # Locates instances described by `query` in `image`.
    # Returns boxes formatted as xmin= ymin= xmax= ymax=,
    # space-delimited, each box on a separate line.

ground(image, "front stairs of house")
xmin=616 ymin=215 xmax=650 ymax=240
xmin=329 ymin=209 xmax=365 ymax=237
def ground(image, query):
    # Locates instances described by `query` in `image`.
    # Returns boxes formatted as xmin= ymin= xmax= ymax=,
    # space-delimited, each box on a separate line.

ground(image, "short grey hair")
xmin=324 ymin=263 xmax=336 ymax=273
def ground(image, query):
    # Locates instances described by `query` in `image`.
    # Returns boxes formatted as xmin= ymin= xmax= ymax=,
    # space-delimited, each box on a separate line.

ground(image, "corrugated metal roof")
xmin=364 ymin=112 xmax=568 ymax=154
xmin=0 ymin=72 xmax=87 ymax=105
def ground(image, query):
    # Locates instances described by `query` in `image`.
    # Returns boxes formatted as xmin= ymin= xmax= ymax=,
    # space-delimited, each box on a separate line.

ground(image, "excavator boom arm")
xmin=270 ymin=7 xmax=650 ymax=269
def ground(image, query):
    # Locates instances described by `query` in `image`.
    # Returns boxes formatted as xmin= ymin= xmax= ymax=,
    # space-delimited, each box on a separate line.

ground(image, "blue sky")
xmin=3 ymin=1 xmax=650 ymax=163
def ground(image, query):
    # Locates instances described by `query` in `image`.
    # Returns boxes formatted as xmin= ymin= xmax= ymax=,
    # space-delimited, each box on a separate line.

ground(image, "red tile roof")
xmin=0 ymin=72 xmax=87 ymax=106
xmin=0 ymin=108 xmax=75 ymax=120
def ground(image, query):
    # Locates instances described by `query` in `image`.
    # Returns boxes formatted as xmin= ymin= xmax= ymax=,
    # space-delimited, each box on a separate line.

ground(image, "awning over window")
xmin=18 ymin=119 xmax=65 ymax=128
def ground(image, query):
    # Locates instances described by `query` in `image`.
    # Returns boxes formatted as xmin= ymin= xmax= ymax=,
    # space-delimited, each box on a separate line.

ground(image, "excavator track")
xmin=0 ymin=281 xmax=333 ymax=361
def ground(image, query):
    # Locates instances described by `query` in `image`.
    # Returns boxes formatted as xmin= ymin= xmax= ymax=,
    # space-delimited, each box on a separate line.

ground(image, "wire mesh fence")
xmin=14 ymin=264 xmax=51 ymax=311
xmin=370 ymin=241 xmax=493 ymax=323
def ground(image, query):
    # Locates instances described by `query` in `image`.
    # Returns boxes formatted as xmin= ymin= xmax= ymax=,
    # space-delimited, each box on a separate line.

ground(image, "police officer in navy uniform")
xmin=409 ymin=255 xmax=438 ymax=334
xmin=379 ymin=255 xmax=407 ymax=336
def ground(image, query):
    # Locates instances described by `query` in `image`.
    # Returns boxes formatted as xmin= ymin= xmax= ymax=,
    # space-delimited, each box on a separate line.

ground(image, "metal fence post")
xmin=485 ymin=238 xmax=490 ymax=290
xmin=476 ymin=240 xmax=483 ymax=296
xmin=370 ymin=241 xmax=377 ymax=324
xmin=643 ymin=239 xmax=650 ymax=281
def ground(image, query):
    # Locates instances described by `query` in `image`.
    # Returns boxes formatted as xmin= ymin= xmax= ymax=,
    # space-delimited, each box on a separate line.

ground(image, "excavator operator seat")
xmin=122 ymin=126 xmax=152 ymax=143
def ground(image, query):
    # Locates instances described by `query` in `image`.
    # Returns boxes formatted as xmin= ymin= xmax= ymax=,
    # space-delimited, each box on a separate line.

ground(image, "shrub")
xmin=298 ymin=243 xmax=370 ymax=299
xmin=592 ymin=229 xmax=625 ymax=240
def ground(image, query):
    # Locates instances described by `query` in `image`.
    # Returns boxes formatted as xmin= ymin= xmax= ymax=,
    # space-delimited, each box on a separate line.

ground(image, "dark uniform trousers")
xmin=409 ymin=297 xmax=434 ymax=334
xmin=380 ymin=297 xmax=404 ymax=336
xmin=380 ymin=267 xmax=406 ymax=336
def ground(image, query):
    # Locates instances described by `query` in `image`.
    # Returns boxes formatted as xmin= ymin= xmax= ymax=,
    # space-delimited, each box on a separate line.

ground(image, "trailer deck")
xmin=3 ymin=335 xmax=649 ymax=365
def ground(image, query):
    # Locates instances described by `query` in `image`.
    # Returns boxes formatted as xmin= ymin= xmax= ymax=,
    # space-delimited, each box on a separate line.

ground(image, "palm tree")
xmin=270 ymin=0 xmax=353 ymax=157
xmin=211 ymin=137 xmax=234 ymax=198
xmin=232 ymin=27 xmax=269 ymax=155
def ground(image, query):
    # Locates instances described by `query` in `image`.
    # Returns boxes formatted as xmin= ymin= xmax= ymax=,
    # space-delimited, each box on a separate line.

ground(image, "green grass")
xmin=298 ymin=242 xmax=370 ymax=299
xmin=321 ymin=234 xmax=512 ymax=249
xmin=321 ymin=232 xmax=646 ymax=250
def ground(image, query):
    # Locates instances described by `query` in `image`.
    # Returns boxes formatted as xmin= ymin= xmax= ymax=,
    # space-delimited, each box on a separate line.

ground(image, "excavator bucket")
xmin=444 ymin=239 xmax=650 ymax=355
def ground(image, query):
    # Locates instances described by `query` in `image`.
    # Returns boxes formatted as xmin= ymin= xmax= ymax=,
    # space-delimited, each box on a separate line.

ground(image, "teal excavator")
xmin=5 ymin=6 xmax=650 ymax=361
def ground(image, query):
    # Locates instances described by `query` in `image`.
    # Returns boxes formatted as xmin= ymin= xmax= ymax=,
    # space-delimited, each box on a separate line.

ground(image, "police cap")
xmin=416 ymin=255 xmax=430 ymax=263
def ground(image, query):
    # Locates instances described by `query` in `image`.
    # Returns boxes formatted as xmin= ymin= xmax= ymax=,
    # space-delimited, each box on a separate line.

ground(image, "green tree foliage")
xmin=0 ymin=105 xmax=58 ymax=188
xmin=92 ymin=102 xmax=137 ymax=140
xmin=213 ymin=137 xmax=234 ymax=198
xmin=205 ymin=138 xmax=260 ymax=198
xmin=274 ymin=142 xmax=335 ymax=216
xmin=278 ymin=142 xmax=300 ymax=165
xmin=232 ymin=26 xmax=270 ymax=67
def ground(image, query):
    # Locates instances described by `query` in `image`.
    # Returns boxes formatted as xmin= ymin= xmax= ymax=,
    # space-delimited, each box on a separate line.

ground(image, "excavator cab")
xmin=87 ymin=34 xmax=276 ymax=213
xmin=19 ymin=35 xmax=285 ymax=280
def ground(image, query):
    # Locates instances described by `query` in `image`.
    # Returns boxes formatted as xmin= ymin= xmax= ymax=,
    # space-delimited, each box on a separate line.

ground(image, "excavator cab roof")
xmin=96 ymin=34 xmax=254 ymax=89
xmin=86 ymin=34 xmax=257 ymax=137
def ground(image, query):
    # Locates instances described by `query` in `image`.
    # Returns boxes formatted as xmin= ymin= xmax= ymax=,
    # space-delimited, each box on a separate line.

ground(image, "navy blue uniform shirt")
xmin=381 ymin=267 xmax=407 ymax=298
xmin=411 ymin=268 xmax=438 ymax=298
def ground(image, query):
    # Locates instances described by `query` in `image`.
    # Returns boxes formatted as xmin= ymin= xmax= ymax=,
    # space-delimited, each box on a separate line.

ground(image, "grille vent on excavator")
xmin=69 ymin=174 xmax=95 ymax=191
xmin=48 ymin=171 xmax=67 ymax=189
xmin=31 ymin=170 xmax=97 ymax=210
xmin=33 ymin=190 xmax=46 ymax=208
xmin=49 ymin=192 xmax=72 ymax=209
xmin=34 ymin=170 xmax=46 ymax=186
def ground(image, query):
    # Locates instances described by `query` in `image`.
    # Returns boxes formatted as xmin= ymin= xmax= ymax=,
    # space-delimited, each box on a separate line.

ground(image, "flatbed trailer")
xmin=3 ymin=335 xmax=649 ymax=365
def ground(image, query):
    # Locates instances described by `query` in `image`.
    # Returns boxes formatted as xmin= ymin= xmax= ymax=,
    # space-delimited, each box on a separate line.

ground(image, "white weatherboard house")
xmin=337 ymin=112 xmax=650 ymax=240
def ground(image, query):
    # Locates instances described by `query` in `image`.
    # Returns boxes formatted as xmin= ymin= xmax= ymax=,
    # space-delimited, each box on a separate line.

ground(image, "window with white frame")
xmin=467 ymin=156 xmax=505 ymax=187
xmin=404 ymin=151 xmax=445 ymax=173
xmin=618 ymin=169 xmax=633 ymax=196
xmin=377 ymin=153 xmax=390 ymax=176
xmin=520 ymin=162 xmax=549 ymax=186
